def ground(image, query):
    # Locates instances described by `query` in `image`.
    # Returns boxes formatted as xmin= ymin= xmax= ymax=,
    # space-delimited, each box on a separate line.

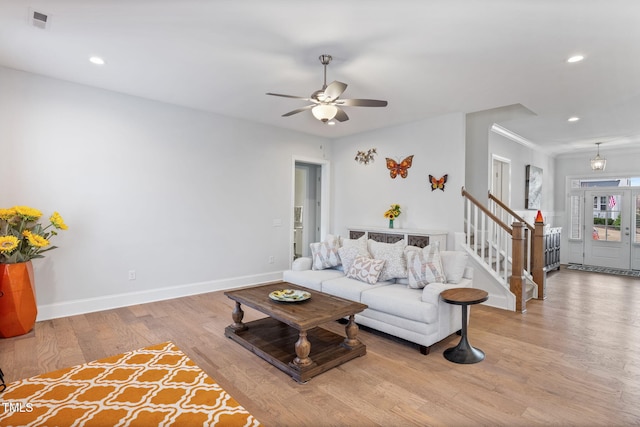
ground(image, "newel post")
xmin=532 ymin=211 xmax=546 ymax=300
xmin=510 ymin=222 xmax=526 ymax=313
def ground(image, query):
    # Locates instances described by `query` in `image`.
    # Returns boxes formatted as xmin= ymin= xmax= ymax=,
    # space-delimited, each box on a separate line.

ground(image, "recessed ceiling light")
xmin=89 ymin=56 xmax=105 ymax=65
xmin=567 ymin=55 xmax=584 ymax=63
xmin=568 ymin=117 xmax=580 ymax=122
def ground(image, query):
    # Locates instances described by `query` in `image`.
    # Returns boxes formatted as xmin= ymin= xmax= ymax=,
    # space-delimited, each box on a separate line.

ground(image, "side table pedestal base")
xmin=443 ymin=339 xmax=485 ymax=364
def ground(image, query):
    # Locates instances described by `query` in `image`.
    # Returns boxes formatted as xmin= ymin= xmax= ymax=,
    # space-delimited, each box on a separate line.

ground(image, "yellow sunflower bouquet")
xmin=383 ymin=204 xmax=401 ymax=220
xmin=0 ymin=206 xmax=68 ymax=264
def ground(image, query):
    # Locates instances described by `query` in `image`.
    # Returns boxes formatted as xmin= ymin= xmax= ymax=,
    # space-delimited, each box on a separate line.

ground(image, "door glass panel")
xmin=636 ymin=194 xmax=640 ymax=244
xmin=569 ymin=195 xmax=582 ymax=239
xmin=592 ymin=194 xmax=621 ymax=241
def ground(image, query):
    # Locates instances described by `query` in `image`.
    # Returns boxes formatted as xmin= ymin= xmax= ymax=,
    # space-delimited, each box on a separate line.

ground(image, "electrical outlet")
xmin=128 ymin=270 xmax=136 ymax=280
xmin=268 ymin=256 xmax=275 ymax=264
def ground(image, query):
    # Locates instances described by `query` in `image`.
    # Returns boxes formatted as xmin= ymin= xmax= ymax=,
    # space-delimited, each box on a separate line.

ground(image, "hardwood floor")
xmin=1 ymin=266 xmax=639 ymax=426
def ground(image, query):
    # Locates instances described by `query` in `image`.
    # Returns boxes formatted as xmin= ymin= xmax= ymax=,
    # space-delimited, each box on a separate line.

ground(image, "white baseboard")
xmin=36 ymin=271 xmax=284 ymax=321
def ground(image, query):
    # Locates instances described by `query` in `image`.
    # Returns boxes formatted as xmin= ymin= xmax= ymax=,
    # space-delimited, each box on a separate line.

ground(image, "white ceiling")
xmin=2 ymin=0 xmax=640 ymax=155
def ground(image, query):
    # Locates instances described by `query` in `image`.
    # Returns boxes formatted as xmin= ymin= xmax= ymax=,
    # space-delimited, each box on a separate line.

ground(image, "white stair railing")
xmin=464 ymin=189 xmax=512 ymax=286
xmin=461 ymin=187 xmax=531 ymax=312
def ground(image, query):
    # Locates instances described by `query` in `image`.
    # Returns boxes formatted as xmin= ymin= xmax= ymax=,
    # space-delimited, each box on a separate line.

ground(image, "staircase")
xmin=468 ymin=234 xmax=537 ymax=301
xmin=460 ymin=187 xmax=547 ymax=313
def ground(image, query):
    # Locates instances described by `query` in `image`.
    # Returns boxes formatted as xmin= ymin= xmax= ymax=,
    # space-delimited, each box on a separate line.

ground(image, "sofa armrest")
xmin=292 ymin=256 xmax=312 ymax=271
xmin=421 ymin=278 xmax=473 ymax=305
xmin=463 ymin=266 xmax=473 ymax=280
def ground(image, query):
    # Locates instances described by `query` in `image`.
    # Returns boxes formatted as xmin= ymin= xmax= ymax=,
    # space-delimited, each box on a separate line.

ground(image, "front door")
xmin=584 ymin=189 xmax=631 ymax=269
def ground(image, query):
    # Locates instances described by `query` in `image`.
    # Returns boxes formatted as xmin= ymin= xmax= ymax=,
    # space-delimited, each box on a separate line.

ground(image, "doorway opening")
xmin=491 ymin=155 xmax=511 ymax=206
xmin=292 ymin=158 xmax=330 ymax=263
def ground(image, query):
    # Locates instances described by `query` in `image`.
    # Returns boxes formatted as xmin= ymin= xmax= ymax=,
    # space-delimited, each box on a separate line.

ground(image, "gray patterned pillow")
xmin=368 ymin=239 xmax=407 ymax=281
xmin=346 ymin=256 xmax=386 ymax=284
xmin=406 ymin=244 xmax=446 ymax=288
xmin=341 ymin=235 xmax=368 ymax=252
xmin=338 ymin=245 xmax=370 ymax=275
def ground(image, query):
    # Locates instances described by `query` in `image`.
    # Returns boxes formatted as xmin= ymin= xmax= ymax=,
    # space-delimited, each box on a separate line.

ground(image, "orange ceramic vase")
xmin=0 ymin=261 xmax=37 ymax=338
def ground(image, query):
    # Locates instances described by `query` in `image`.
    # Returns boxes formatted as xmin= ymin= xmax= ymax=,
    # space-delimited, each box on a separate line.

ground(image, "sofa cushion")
xmin=406 ymin=244 xmax=445 ymax=289
xmin=346 ymin=256 xmax=386 ymax=284
xmin=361 ymin=284 xmax=438 ymax=324
xmin=310 ymin=234 xmax=341 ymax=270
xmin=282 ymin=269 xmax=344 ymax=292
xmin=440 ymin=251 xmax=468 ymax=284
xmin=322 ymin=276 xmax=393 ymax=302
xmin=368 ymin=239 xmax=407 ymax=281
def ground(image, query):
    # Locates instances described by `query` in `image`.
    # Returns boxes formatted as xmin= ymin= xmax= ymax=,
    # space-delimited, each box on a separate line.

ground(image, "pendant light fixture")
xmin=590 ymin=142 xmax=606 ymax=171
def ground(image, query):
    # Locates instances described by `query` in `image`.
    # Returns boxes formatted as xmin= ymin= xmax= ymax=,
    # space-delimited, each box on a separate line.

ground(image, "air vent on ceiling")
xmin=32 ymin=10 xmax=48 ymax=29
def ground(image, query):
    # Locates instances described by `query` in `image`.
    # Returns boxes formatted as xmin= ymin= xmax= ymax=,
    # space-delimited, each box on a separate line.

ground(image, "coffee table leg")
xmin=293 ymin=330 xmax=313 ymax=367
xmin=230 ymin=301 xmax=247 ymax=332
xmin=343 ymin=314 xmax=360 ymax=348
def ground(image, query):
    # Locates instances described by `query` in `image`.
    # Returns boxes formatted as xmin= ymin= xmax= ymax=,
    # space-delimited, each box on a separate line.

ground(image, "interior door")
xmin=584 ymin=189 xmax=630 ymax=269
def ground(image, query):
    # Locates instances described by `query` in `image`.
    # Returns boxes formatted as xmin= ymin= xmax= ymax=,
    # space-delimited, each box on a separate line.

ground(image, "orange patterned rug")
xmin=0 ymin=342 xmax=261 ymax=426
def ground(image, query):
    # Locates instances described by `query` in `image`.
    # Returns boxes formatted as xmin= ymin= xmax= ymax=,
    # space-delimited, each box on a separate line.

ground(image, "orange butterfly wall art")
xmin=385 ymin=155 xmax=414 ymax=179
xmin=429 ymin=174 xmax=448 ymax=191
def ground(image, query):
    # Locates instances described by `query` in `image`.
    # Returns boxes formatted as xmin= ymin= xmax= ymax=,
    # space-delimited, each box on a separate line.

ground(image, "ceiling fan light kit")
xmin=312 ymin=104 xmax=338 ymax=122
xmin=267 ymin=54 xmax=388 ymax=124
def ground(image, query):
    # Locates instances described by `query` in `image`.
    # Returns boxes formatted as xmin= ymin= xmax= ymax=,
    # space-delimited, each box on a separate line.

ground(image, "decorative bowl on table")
xmin=269 ymin=289 xmax=311 ymax=302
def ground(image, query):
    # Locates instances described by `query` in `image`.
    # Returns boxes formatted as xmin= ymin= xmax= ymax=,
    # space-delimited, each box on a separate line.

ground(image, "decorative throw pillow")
xmin=406 ymin=244 xmax=446 ymax=288
xmin=338 ymin=245 xmax=370 ymax=275
xmin=368 ymin=239 xmax=407 ymax=281
xmin=341 ymin=235 xmax=368 ymax=252
xmin=440 ymin=251 xmax=468 ymax=284
xmin=346 ymin=256 xmax=386 ymax=284
xmin=310 ymin=234 xmax=341 ymax=270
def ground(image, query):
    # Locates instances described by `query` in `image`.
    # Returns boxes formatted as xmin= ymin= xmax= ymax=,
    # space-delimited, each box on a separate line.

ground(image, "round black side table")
xmin=440 ymin=288 xmax=488 ymax=364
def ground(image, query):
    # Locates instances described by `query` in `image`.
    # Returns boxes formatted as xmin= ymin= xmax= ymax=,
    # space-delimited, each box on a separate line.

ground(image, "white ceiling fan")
xmin=266 ymin=54 xmax=388 ymax=124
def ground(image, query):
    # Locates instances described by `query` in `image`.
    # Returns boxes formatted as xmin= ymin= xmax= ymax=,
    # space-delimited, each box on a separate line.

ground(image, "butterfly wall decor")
xmin=355 ymin=148 xmax=377 ymax=165
xmin=385 ymin=155 xmax=414 ymax=179
xmin=429 ymin=174 xmax=448 ymax=191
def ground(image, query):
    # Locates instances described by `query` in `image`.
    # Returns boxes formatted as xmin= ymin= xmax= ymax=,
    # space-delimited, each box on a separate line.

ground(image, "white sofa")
xmin=282 ymin=236 xmax=474 ymax=355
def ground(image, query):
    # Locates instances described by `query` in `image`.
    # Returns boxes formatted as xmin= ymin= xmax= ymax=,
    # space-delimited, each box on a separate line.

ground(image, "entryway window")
xmin=591 ymin=194 xmax=621 ymax=242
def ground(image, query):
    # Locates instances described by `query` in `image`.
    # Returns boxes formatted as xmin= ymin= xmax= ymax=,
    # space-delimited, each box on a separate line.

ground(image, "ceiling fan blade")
xmin=334 ymin=107 xmax=349 ymax=122
xmin=336 ymin=98 xmax=388 ymax=107
xmin=282 ymin=104 xmax=314 ymax=117
xmin=323 ymin=81 xmax=347 ymax=101
xmin=266 ymin=92 xmax=310 ymax=101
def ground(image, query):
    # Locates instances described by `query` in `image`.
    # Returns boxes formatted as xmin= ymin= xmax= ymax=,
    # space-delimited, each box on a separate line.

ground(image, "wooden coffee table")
xmin=224 ymin=282 xmax=367 ymax=383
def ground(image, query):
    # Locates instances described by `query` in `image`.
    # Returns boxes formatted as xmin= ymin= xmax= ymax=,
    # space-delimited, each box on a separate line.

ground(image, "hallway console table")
xmin=348 ymin=227 xmax=448 ymax=250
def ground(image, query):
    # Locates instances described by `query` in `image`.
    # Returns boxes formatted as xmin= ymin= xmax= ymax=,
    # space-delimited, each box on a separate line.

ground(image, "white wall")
xmin=0 ymin=67 xmax=330 ymax=319
xmin=331 ymin=112 xmax=466 ymax=248
xmin=489 ymin=131 xmax=556 ymax=226
xmin=465 ymin=104 xmax=537 ymax=206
